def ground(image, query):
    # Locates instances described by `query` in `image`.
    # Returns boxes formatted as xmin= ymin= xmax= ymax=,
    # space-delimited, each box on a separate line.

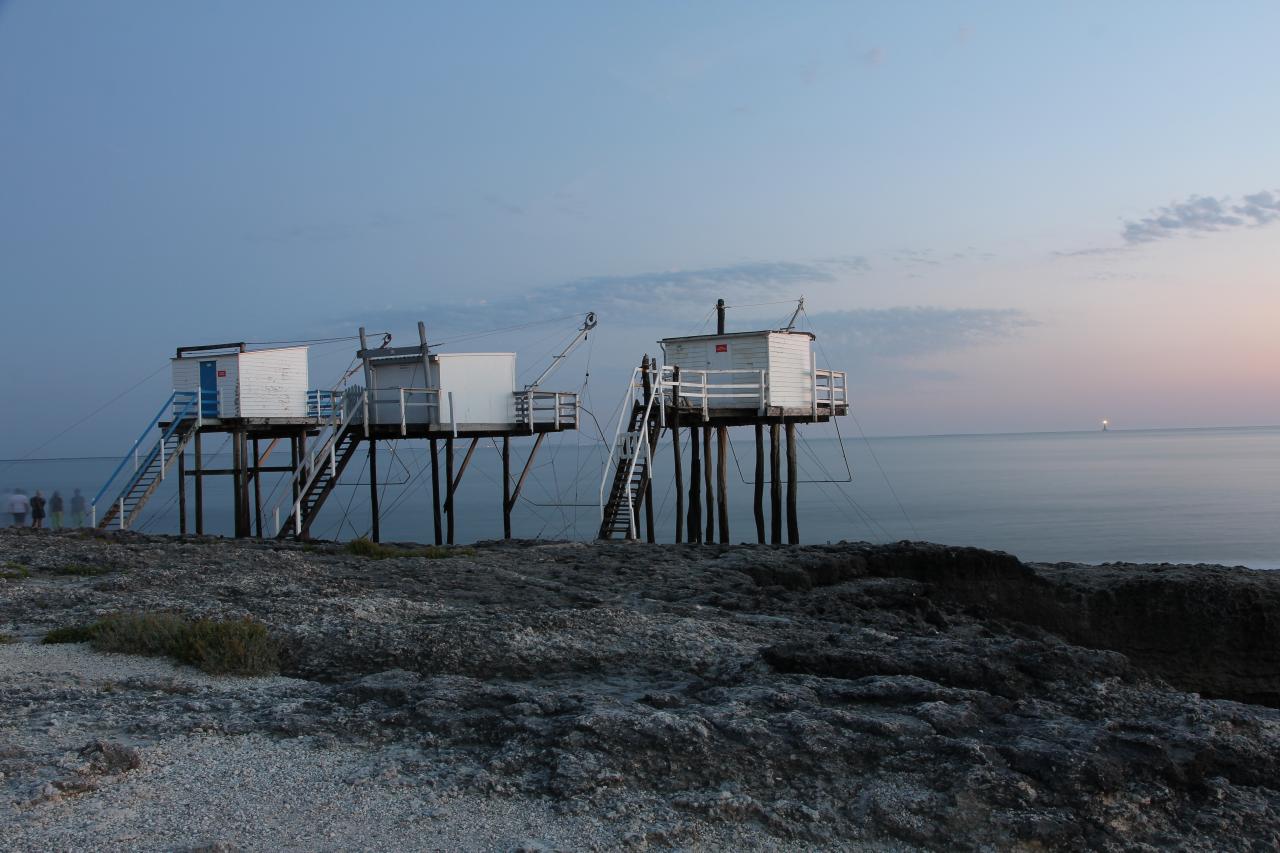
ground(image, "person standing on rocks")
xmin=49 ymin=491 xmax=64 ymax=529
xmin=70 ymin=488 xmax=86 ymax=527
xmin=30 ymin=490 xmax=47 ymax=529
xmin=8 ymin=489 xmax=30 ymax=527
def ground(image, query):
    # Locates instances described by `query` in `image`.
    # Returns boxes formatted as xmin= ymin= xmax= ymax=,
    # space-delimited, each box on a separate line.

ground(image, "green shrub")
xmin=90 ymin=612 xmax=279 ymax=676
xmin=1 ymin=563 xmax=29 ymax=580
xmin=43 ymin=624 xmax=98 ymax=644
xmin=343 ymin=537 xmax=475 ymax=560
xmin=0 ymin=632 xmax=16 ymax=644
xmin=51 ymin=563 xmax=113 ymax=577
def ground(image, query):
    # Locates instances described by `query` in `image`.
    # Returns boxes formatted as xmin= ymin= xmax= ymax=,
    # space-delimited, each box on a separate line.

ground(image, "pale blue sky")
xmin=2 ymin=1 xmax=1279 ymax=454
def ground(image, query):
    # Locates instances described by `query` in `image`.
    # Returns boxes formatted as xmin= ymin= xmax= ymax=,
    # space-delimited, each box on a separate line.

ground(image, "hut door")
xmin=199 ymin=360 xmax=219 ymax=417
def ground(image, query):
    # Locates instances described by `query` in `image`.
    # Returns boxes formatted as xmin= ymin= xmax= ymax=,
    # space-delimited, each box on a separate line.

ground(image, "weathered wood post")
xmin=703 ymin=427 xmax=714 ymax=543
xmin=753 ymin=423 xmax=765 ymax=544
xmin=430 ymin=438 xmax=442 ymax=546
xmin=194 ymin=430 xmax=204 ymax=536
xmin=688 ymin=425 xmax=702 ymax=543
xmin=502 ymin=436 xmax=512 ymax=539
xmin=231 ymin=429 xmax=244 ymax=537
xmin=716 ymin=426 xmax=729 ymax=544
xmin=671 ymin=367 xmax=683 ymax=543
xmin=445 ymin=437 xmax=455 ymax=545
xmin=252 ymin=437 xmax=263 ymax=538
xmin=368 ymin=438 xmax=380 ymax=543
xmin=770 ymin=423 xmax=782 ymax=544
xmin=786 ymin=422 xmax=799 ymax=544
xmin=177 ymin=444 xmax=187 ymax=535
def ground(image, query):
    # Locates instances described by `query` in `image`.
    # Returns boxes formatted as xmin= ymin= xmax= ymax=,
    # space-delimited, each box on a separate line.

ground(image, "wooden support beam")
xmin=194 ymin=430 xmax=204 ymax=536
xmin=716 ymin=426 xmax=729 ymax=544
xmin=753 ymin=423 xmax=765 ymax=544
xmin=177 ymin=443 xmax=187 ymax=536
xmin=786 ymin=422 xmax=799 ymax=544
xmin=252 ymin=438 xmax=263 ymax=538
xmin=430 ymin=438 xmax=442 ymax=546
xmin=445 ymin=438 xmax=455 ymax=545
xmin=687 ymin=425 xmax=702 ymax=543
xmin=671 ymin=368 xmax=683 ymax=544
xmin=502 ymin=436 xmax=511 ymax=539
xmin=368 ymin=438 xmax=380 ymax=543
xmin=770 ymin=423 xmax=782 ymax=545
xmin=184 ymin=466 xmax=294 ymax=476
xmin=640 ymin=359 xmax=656 ymax=544
xmin=703 ymin=427 xmax=714 ymax=543
xmin=508 ymin=432 xmax=546 ymax=510
xmin=444 ymin=437 xmax=479 ymax=513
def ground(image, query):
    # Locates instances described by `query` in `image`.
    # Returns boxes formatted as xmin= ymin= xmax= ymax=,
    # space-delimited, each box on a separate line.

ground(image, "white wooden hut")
xmin=659 ymin=329 xmax=829 ymax=413
xmin=364 ymin=349 xmax=518 ymax=431
xmin=171 ymin=345 xmax=310 ymax=419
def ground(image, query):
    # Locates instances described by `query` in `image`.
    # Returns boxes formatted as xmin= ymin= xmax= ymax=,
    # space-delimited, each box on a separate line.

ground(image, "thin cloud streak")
xmin=1123 ymin=189 xmax=1280 ymax=244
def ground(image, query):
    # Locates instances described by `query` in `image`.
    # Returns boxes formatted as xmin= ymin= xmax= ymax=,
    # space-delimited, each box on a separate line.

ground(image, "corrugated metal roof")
xmin=659 ymin=329 xmax=816 ymax=344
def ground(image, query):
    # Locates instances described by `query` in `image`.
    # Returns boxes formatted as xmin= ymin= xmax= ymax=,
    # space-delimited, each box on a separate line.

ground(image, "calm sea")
xmin=3 ymin=426 xmax=1278 ymax=568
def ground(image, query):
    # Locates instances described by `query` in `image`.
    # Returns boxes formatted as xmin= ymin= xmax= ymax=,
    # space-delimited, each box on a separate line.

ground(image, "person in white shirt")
xmin=8 ymin=490 xmax=30 ymax=527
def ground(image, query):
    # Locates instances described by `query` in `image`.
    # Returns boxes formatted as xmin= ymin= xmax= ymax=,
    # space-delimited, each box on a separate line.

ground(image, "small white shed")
xmin=171 ymin=345 xmax=310 ymax=419
xmin=365 ymin=350 xmax=517 ymax=429
xmin=660 ymin=330 xmax=817 ymax=410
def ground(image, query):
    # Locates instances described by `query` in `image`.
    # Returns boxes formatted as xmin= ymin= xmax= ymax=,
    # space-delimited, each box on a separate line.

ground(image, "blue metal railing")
xmin=92 ymin=390 xmax=200 ymax=526
xmin=307 ymin=389 xmax=341 ymax=419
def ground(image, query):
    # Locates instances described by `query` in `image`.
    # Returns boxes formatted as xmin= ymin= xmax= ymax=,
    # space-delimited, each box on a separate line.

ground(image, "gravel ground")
xmin=1 ymin=643 xmax=796 ymax=852
xmin=3 ymin=529 xmax=1280 ymax=850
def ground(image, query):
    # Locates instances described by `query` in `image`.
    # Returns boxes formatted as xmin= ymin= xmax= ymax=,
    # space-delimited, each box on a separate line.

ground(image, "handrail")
xmin=287 ymin=389 xmax=368 ymax=535
xmin=599 ymin=366 xmax=646 ymax=517
xmin=91 ymin=390 xmax=199 ymax=526
xmin=598 ymin=365 xmax=660 ymax=538
xmin=515 ymin=389 xmax=579 ymax=428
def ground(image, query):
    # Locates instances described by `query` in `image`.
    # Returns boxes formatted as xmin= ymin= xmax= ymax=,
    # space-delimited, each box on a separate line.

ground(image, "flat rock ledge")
xmin=2 ymin=528 xmax=1279 ymax=850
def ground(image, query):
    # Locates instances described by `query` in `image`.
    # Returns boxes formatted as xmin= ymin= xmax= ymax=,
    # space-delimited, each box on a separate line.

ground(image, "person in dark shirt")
xmin=70 ymin=489 xmax=86 ymax=527
xmin=50 ymin=491 xmax=64 ymax=529
xmin=30 ymin=490 xmax=46 ymax=529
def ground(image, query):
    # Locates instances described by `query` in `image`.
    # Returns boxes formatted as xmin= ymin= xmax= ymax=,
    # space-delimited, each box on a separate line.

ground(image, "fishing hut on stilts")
xmin=599 ymin=298 xmax=848 ymax=544
xmin=91 ymin=314 xmax=594 ymax=543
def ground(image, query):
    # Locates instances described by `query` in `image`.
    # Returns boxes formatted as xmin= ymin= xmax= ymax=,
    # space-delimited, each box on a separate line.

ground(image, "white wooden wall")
xmin=437 ymin=353 xmax=516 ymax=427
xmin=238 ymin=346 xmax=309 ymax=418
xmin=171 ymin=353 xmax=240 ymax=417
xmin=765 ymin=333 xmax=814 ymax=409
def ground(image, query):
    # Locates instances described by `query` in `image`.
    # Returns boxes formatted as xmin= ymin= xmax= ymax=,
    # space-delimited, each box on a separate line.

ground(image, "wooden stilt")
xmin=502 ymin=436 xmax=511 ymax=539
xmin=194 ymin=430 xmax=204 ymax=536
xmin=430 ymin=438 xmax=442 ymax=546
xmin=703 ymin=426 xmax=714 ymax=543
xmin=252 ymin=437 xmax=263 ymax=538
xmin=231 ymin=430 xmax=244 ymax=537
xmin=716 ymin=426 xmax=729 ymax=544
xmin=786 ymin=422 xmax=799 ymax=544
xmin=177 ymin=444 xmax=187 ymax=536
xmin=770 ymin=423 xmax=782 ymax=545
xmin=753 ymin=423 xmax=765 ymax=544
xmin=671 ymin=368 xmax=683 ymax=543
xmin=240 ymin=431 xmax=252 ymax=538
xmin=368 ymin=438 xmax=380 ymax=543
xmin=688 ymin=425 xmax=702 ymax=543
xmin=445 ymin=437 xmax=455 ymax=545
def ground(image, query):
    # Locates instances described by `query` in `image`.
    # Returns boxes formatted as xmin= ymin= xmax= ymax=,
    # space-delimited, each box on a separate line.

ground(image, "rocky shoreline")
xmin=2 ymin=529 xmax=1278 ymax=850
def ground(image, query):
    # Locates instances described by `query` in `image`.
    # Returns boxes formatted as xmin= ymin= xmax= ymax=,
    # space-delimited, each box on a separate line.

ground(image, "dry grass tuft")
xmin=43 ymin=613 xmax=280 ymax=676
